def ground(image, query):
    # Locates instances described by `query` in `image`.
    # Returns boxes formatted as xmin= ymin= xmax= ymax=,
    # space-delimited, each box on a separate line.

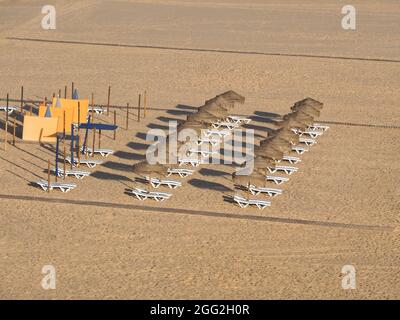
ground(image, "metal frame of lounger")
xmin=128 ymin=188 xmax=172 ymax=201
xmin=211 ymin=121 xmax=239 ymax=130
xmin=178 ymin=158 xmax=202 ymax=167
xmin=88 ymin=106 xmax=105 ymax=114
xmin=266 ymin=175 xmax=289 ymax=185
xmin=51 ymin=168 xmax=90 ymax=180
xmin=292 ymin=146 xmax=308 ymax=154
xmin=309 ymin=123 xmax=329 ymax=131
xmin=225 ymin=116 xmax=251 ymax=124
xmin=36 ymin=179 xmax=77 ymax=192
xmin=187 ymin=149 xmax=216 ymax=158
xmin=204 ymin=129 xmax=231 ymax=138
xmin=166 ymin=168 xmax=194 ymax=178
xmin=296 ymin=130 xmax=322 ymax=139
xmin=65 ymin=156 xmax=102 ymax=168
xmin=81 ymin=147 xmax=114 ymax=157
xmin=277 ymin=155 xmax=301 ymax=165
xmin=247 ymin=185 xmax=282 ymax=197
xmin=299 ymin=138 xmax=317 ymax=146
xmin=267 ymin=165 xmax=298 ymax=175
xmin=0 ymin=106 xmax=17 ymax=114
xmin=145 ymin=177 xmax=182 ymax=189
xmin=233 ymin=195 xmax=271 ymax=209
xmin=196 ymin=138 xmax=220 ymax=146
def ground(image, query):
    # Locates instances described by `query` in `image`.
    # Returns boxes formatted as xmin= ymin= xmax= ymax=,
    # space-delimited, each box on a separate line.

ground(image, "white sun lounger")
xmin=0 ymin=106 xmax=17 ymax=114
xmin=128 ymin=188 xmax=172 ymax=201
xmin=88 ymin=106 xmax=105 ymax=114
xmin=197 ymin=137 xmax=220 ymax=146
xmin=187 ymin=149 xmax=216 ymax=158
xmin=36 ymin=179 xmax=77 ymax=192
xmin=296 ymin=130 xmax=323 ymax=139
xmin=212 ymin=121 xmax=239 ymax=130
xmin=266 ymin=175 xmax=289 ymax=185
xmin=268 ymin=165 xmax=298 ymax=175
xmin=309 ymin=123 xmax=329 ymax=131
xmin=277 ymin=155 xmax=301 ymax=165
xmin=233 ymin=195 xmax=271 ymax=209
xmin=204 ymin=129 xmax=231 ymax=138
xmin=299 ymin=138 xmax=317 ymax=146
xmin=178 ymin=158 xmax=203 ymax=167
xmin=65 ymin=156 xmax=103 ymax=168
xmin=81 ymin=147 xmax=114 ymax=157
xmin=292 ymin=146 xmax=308 ymax=154
xmin=145 ymin=177 xmax=182 ymax=189
xmin=51 ymin=168 xmax=90 ymax=179
xmin=226 ymin=116 xmax=251 ymax=124
xmin=247 ymin=185 xmax=282 ymax=197
xmin=166 ymin=168 xmax=194 ymax=178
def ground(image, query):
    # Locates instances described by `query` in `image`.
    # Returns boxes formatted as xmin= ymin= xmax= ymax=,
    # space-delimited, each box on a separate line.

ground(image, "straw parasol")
xmin=187 ymin=110 xmax=221 ymax=124
xmin=132 ymin=161 xmax=169 ymax=177
xmin=254 ymin=145 xmax=283 ymax=161
xmin=268 ymin=127 xmax=299 ymax=145
xmin=198 ymin=102 xmax=230 ymax=118
xmin=232 ymin=170 xmax=267 ymax=187
xmin=291 ymin=104 xmax=320 ymax=117
xmin=293 ymin=97 xmax=323 ymax=110
xmin=283 ymin=111 xmax=314 ymax=126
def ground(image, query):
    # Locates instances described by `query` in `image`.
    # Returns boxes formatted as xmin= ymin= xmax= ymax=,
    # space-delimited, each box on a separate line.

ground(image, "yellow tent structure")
xmin=22 ymin=115 xmax=58 ymax=142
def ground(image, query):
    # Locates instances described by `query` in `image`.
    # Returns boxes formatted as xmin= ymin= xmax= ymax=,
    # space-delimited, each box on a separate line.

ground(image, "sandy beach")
xmin=0 ymin=0 xmax=399 ymax=299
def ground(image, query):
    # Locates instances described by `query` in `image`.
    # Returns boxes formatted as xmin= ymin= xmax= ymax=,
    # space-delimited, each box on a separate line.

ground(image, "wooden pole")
xmin=107 ymin=85 xmax=111 ymax=116
xmin=29 ymin=104 xmax=33 ymax=116
xmin=98 ymin=130 xmax=101 ymax=149
xmin=144 ymin=90 xmax=147 ymax=118
xmin=92 ymin=129 xmax=96 ymax=157
xmin=113 ymin=110 xmax=116 ymax=140
xmin=12 ymin=118 xmax=16 ymax=146
xmin=58 ymin=89 xmax=61 ymax=97
xmin=126 ymin=102 xmax=129 ymax=129
xmin=63 ymin=110 xmax=66 ymax=138
xmin=20 ymin=86 xmax=24 ymax=113
xmin=91 ymin=93 xmax=95 ymax=123
xmin=71 ymin=82 xmax=74 ymax=98
xmin=47 ymin=159 xmax=51 ymax=193
xmin=137 ymin=94 xmax=141 ymax=122
xmin=45 ymin=96 xmax=47 ymax=106
xmin=4 ymin=93 xmax=8 ymax=151
xmin=64 ymin=85 xmax=67 ymax=98
xmin=63 ymin=139 xmax=66 ymax=180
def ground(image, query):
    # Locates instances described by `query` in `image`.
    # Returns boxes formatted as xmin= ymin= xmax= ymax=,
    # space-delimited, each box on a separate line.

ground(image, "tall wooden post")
xmin=107 ymin=85 xmax=111 ymax=116
xmin=63 ymin=139 xmax=66 ymax=179
xmin=137 ymin=94 xmax=141 ymax=122
xmin=29 ymin=104 xmax=33 ymax=116
xmin=47 ymin=159 xmax=51 ymax=193
xmin=144 ymin=90 xmax=147 ymax=118
xmin=63 ymin=110 xmax=66 ymax=138
xmin=98 ymin=130 xmax=102 ymax=149
xmin=92 ymin=129 xmax=96 ymax=157
xmin=58 ymin=88 xmax=61 ymax=97
xmin=113 ymin=110 xmax=116 ymax=140
xmin=126 ymin=102 xmax=129 ymax=129
xmin=12 ymin=118 xmax=16 ymax=146
xmin=71 ymin=82 xmax=74 ymax=98
xmin=64 ymin=85 xmax=67 ymax=98
xmin=4 ymin=93 xmax=8 ymax=151
xmin=20 ymin=86 xmax=24 ymax=113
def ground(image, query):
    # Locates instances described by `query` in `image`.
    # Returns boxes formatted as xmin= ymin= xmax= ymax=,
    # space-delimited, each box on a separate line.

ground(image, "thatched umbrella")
xmin=283 ymin=111 xmax=314 ymax=126
xmin=291 ymin=104 xmax=320 ymax=117
xmin=232 ymin=171 xmax=267 ymax=187
xmin=198 ymin=102 xmax=230 ymax=118
xmin=293 ymin=97 xmax=323 ymax=110
xmin=275 ymin=117 xmax=308 ymax=130
xmin=177 ymin=120 xmax=208 ymax=136
xmin=269 ymin=127 xmax=299 ymax=145
xmin=132 ymin=161 xmax=169 ymax=177
xmin=187 ymin=110 xmax=221 ymax=124
xmin=210 ymin=90 xmax=245 ymax=105
xmin=254 ymin=145 xmax=283 ymax=161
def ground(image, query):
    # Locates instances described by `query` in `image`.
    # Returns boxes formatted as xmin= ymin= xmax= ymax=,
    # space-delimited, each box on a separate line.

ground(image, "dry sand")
xmin=0 ymin=0 xmax=399 ymax=299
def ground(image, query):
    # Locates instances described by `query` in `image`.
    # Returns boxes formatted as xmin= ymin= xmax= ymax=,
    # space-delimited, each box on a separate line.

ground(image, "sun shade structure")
xmin=205 ymin=90 xmax=245 ymax=108
xmin=268 ymin=128 xmax=299 ymax=145
xmin=275 ymin=117 xmax=308 ymax=130
xmin=132 ymin=161 xmax=169 ymax=177
xmin=293 ymin=97 xmax=323 ymax=110
xmin=291 ymin=104 xmax=320 ymax=117
xmin=232 ymin=171 xmax=267 ymax=187
xmin=177 ymin=120 xmax=208 ymax=136
xmin=55 ymin=96 xmax=62 ymax=108
xmin=283 ymin=112 xmax=314 ymax=126
xmin=254 ymin=145 xmax=283 ymax=161
xmin=186 ymin=110 xmax=220 ymax=124
xmin=198 ymin=102 xmax=230 ymax=118
xmin=240 ymin=156 xmax=276 ymax=175
xmin=259 ymin=136 xmax=293 ymax=153
xmin=72 ymin=89 xmax=79 ymax=100
xmin=44 ymin=105 xmax=52 ymax=118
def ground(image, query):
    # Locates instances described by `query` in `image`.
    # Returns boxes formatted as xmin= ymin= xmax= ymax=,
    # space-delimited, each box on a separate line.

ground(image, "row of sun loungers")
xmin=128 ymin=188 xmax=172 ymax=201
xmin=36 ymin=179 xmax=77 ymax=193
xmin=81 ymin=147 xmax=114 ymax=157
xmin=0 ymin=105 xmax=17 ymax=114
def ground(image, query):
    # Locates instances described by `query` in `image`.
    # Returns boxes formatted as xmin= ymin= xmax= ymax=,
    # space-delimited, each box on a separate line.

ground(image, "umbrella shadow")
xmin=114 ymin=150 xmax=145 ymax=161
xmin=188 ymin=178 xmax=232 ymax=192
xmin=198 ymin=168 xmax=229 ymax=177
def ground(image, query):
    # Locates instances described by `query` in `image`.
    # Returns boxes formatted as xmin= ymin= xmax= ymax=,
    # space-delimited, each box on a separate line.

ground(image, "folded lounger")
xmin=225 ymin=116 xmax=251 ymax=124
xmin=267 ymin=165 xmax=298 ymax=175
xmin=211 ymin=121 xmax=239 ymax=130
xmin=128 ymin=188 xmax=172 ymax=201
xmin=187 ymin=149 xmax=216 ymax=158
xmin=233 ymin=195 xmax=271 ymax=210
xmin=145 ymin=177 xmax=182 ymax=189
xmin=88 ymin=106 xmax=105 ymax=114
xmin=65 ymin=156 xmax=103 ymax=168
xmin=36 ymin=179 xmax=77 ymax=192
xmin=308 ymin=123 xmax=329 ymax=131
xmin=81 ymin=147 xmax=114 ymax=157
xmin=291 ymin=146 xmax=308 ymax=154
xmin=51 ymin=168 xmax=90 ymax=180
xmin=247 ymin=184 xmax=282 ymax=197
xmin=277 ymin=155 xmax=301 ymax=165
xmin=266 ymin=175 xmax=289 ymax=185
xmin=204 ymin=129 xmax=231 ymax=138
xmin=0 ymin=106 xmax=17 ymax=114
xmin=166 ymin=168 xmax=194 ymax=178
xmin=178 ymin=158 xmax=203 ymax=167
xmin=196 ymin=137 xmax=220 ymax=146
xmin=299 ymin=138 xmax=317 ymax=146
